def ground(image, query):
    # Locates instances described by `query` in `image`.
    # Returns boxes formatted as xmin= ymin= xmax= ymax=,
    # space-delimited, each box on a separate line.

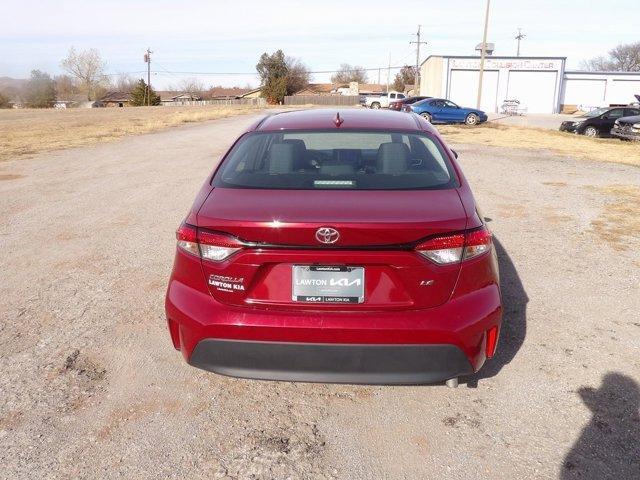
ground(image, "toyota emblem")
xmin=315 ymin=227 xmax=340 ymax=244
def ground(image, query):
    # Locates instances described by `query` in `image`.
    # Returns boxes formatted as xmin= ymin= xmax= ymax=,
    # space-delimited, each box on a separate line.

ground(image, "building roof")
xmin=253 ymin=108 xmax=428 ymax=132
xmin=293 ymin=83 xmax=387 ymax=95
xmin=207 ymin=87 xmax=255 ymax=98
xmin=357 ymin=83 xmax=386 ymax=93
xmin=294 ymin=83 xmax=339 ymax=95
xmin=100 ymin=91 xmax=132 ymax=102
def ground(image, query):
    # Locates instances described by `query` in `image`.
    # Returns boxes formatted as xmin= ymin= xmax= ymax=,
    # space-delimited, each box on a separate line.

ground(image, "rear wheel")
xmin=420 ymin=112 xmax=432 ymax=123
xmin=371 ymin=102 xmax=381 ymax=109
xmin=465 ymin=113 xmax=480 ymax=126
xmin=583 ymin=126 xmax=598 ymax=137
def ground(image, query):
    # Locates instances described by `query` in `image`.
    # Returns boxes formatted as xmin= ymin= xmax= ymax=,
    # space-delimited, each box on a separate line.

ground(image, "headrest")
xmin=267 ymin=143 xmax=295 ymax=174
xmin=377 ymin=142 xmax=410 ymax=174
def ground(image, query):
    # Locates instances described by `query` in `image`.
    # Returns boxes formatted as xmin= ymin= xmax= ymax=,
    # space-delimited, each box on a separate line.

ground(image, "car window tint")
xmin=608 ymin=109 xmax=625 ymax=119
xmin=213 ymin=131 xmax=458 ymax=190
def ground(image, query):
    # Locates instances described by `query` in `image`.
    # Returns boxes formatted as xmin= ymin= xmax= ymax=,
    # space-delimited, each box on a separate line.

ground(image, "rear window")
xmin=213 ymin=130 xmax=458 ymax=190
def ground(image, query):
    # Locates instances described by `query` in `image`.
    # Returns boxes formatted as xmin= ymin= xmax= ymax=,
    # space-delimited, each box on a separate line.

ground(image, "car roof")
xmin=253 ymin=108 xmax=431 ymax=133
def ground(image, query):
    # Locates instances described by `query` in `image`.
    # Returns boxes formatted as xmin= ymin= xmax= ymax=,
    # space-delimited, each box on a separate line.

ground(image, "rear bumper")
xmin=166 ymin=276 xmax=502 ymax=383
xmin=190 ymin=340 xmax=473 ymax=384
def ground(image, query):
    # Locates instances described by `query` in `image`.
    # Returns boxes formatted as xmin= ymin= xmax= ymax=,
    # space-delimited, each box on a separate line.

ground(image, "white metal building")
xmin=562 ymin=71 xmax=640 ymax=111
xmin=420 ymin=55 xmax=640 ymax=114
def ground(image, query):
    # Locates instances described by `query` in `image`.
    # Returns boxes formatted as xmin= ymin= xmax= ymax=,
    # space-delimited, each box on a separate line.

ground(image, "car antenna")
xmin=334 ymin=112 xmax=344 ymax=127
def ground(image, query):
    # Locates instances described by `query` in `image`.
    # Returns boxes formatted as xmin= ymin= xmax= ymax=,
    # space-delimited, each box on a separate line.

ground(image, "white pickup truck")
xmin=364 ymin=91 xmax=406 ymax=109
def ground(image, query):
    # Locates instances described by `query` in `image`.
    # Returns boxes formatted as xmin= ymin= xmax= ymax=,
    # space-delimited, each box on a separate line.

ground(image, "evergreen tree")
xmin=130 ymin=79 xmax=160 ymax=106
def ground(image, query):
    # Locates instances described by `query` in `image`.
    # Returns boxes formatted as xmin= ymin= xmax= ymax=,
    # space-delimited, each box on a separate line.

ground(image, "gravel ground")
xmin=1 ymin=112 xmax=639 ymax=479
xmin=488 ymin=113 xmax=576 ymax=130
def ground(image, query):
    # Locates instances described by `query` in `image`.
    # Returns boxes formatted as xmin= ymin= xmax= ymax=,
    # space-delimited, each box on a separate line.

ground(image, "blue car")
xmin=404 ymin=98 xmax=488 ymax=126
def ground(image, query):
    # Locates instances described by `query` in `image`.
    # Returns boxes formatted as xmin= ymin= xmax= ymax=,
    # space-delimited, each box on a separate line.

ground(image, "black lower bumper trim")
xmin=189 ymin=339 xmax=474 ymax=385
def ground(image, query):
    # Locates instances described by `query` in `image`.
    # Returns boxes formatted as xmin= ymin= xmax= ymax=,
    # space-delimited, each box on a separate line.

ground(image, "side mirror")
xmin=451 ymin=149 xmax=459 ymax=159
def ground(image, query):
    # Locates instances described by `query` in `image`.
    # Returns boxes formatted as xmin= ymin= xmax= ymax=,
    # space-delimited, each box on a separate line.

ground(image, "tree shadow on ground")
xmin=561 ymin=372 xmax=640 ymax=479
xmin=464 ymin=237 xmax=528 ymax=387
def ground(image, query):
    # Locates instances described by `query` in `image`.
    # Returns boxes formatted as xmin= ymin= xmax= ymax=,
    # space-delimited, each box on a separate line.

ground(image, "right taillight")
xmin=463 ymin=226 xmax=492 ymax=260
xmin=416 ymin=226 xmax=492 ymax=265
xmin=176 ymin=222 xmax=243 ymax=262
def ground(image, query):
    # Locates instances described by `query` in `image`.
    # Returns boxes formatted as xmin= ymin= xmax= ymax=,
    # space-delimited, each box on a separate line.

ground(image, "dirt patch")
xmin=589 ymin=184 xmax=640 ymax=250
xmin=219 ymin=423 xmax=332 ymax=479
xmin=439 ymin=123 xmax=640 ymax=167
xmin=0 ymin=174 xmax=25 ymax=181
xmin=55 ymin=349 xmax=107 ymax=412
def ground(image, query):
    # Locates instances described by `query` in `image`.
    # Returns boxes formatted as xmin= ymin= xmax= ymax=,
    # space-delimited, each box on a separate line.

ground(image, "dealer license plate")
xmin=292 ymin=266 xmax=364 ymax=304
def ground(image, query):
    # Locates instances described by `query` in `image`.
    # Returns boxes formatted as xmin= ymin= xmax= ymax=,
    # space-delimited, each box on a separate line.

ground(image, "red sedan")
xmin=165 ymin=109 xmax=502 ymax=386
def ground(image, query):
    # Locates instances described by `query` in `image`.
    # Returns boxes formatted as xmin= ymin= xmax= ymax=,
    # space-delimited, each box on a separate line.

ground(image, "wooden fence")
xmin=162 ymin=98 xmax=267 ymax=107
xmin=284 ymin=95 xmax=360 ymax=106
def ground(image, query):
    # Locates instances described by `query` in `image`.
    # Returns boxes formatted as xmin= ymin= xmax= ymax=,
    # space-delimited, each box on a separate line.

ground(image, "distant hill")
xmin=0 ymin=76 xmax=27 ymax=100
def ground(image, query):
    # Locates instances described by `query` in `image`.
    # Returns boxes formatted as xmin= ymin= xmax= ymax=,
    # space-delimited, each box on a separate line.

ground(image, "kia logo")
xmin=315 ymin=227 xmax=340 ymax=244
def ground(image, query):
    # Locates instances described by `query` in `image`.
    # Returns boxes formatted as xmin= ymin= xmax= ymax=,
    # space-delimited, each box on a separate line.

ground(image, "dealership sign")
xmin=450 ymin=58 xmax=563 ymax=71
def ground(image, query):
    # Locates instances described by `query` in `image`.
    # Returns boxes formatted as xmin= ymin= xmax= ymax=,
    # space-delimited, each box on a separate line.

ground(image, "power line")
xmin=103 ymin=64 xmax=413 ymax=78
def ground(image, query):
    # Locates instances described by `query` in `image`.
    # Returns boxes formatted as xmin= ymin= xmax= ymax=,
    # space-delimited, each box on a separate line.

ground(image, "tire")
xmin=465 ymin=113 xmax=480 ymax=126
xmin=371 ymin=102 xmax=381 ymax=109
xmin=583 ymin=126 xmax=598 ymax=137
xmin=420 ymin=112 xmax=432 ymax=123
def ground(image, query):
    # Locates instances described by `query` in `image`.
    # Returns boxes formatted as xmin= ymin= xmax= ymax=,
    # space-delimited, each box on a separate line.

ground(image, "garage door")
xmin=506 ymin=71 xmax=558 ymax=113
xmin=563 ymin=79 xmax=606 ymax=106
xmin=609 ymin=80 xmax=640 ymax=105
xmin=449 ymin=70 xmax=499 ymax=113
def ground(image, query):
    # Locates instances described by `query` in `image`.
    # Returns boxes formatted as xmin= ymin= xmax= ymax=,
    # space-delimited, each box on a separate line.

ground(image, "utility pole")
xmin=410 ymin=25 xmax=428 ymax=95
xmin=515 ymin=28 xmax=525 ymax=57
xmin=476 ymin=0 xmax=491 ymax=110
xmin=386 ymin=52 xmax=391 ymax=93
xmin=143 ymin=48 xmax=153 ymax=106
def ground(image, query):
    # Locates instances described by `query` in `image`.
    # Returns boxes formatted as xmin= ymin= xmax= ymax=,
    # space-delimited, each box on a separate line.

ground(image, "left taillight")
xmin=176 ymin=222 xmax=243 ymax=262
xmin=416 ymin=226 xmax=492 ymax=265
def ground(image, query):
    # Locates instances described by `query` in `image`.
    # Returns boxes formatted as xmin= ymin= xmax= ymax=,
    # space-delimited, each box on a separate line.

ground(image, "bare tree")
xmin=112 ymin=73 xmax=137 ymax=93
xmin=24 ymin=70 xmax=56 ymax=108
xmin=285 ymin=56 xmax=310 ymax=94
xmin=177 ymin=77 xmax=205 ymax=98
xmin=54 ymin=74 xmax=79 ymax=99
xmin=331 ymin=64 xmax=369 ymax=85
xmin=581 ymin=41 xmax=640 ymax=72
xmin=60 ymin=47 xmax=107 ymax=100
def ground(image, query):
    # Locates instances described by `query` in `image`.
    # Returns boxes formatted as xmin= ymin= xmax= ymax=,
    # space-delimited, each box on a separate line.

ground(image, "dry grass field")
xmin=0 ymin=105 xmax=271 ymax=161
xmin=1 ymin=107 xmax=638 ymax=167
xmin=439 ymin=123 xmax=640 ymax=167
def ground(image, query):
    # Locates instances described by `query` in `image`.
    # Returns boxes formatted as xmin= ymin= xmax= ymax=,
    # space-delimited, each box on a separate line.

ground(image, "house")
xmin=205 ymin=87 xmax=261 ymax=100
xmin=53 ymin=93 xmax=99 ymax=109
xmin=100 ymin=91 xmax=132 ymax=107
xmin=293 ymin=83 xmax=387 ymax=96
xmin=293 ymin=83 xmax=340 ymax=95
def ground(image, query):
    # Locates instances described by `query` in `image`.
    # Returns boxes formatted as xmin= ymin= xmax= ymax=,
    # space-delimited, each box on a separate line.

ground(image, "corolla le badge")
xmin=315 ymin=227 xmax=340 ymax=244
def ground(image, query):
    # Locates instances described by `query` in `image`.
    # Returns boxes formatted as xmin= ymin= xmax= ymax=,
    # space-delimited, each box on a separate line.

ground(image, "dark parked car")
xmin=389 ymin=96 xmax=432 ymax=111
xmin=559 ymin=107 xmax=640 ymax=137
xmin=611 ymin=115 xmax=640 ymax=141
xmin=165 ymin=109 xmax=502 ymax=387
xmin=404 ymin=98 xmax=488 ymax=125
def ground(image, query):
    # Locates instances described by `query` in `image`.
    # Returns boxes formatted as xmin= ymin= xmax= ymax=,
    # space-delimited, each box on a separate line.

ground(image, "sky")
xmin=1 ymin=0 xmax=638 ymax=89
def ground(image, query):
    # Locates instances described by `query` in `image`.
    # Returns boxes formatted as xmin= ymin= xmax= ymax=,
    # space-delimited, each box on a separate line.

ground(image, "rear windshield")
xmin=213 ymin=130 xmax=458 ymax=190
